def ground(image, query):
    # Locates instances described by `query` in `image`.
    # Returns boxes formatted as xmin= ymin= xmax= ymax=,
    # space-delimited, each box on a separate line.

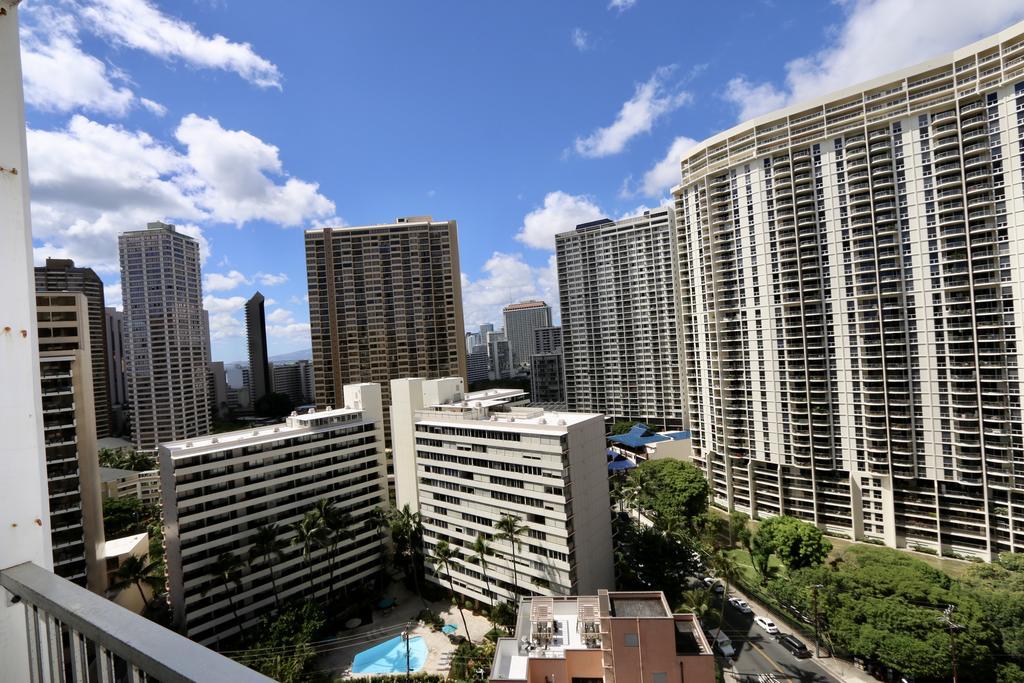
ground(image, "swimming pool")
xmin=351 ymin=634 xmax=428 ymax=674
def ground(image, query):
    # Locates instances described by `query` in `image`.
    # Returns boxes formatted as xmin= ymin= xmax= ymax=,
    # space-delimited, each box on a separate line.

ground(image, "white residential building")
xmin=674 ymin=20 xmax=1024 ymax=560
xmin=391 ymin=377 xmax=614 ymax=606
xmin=159 ymin=384 xmax=387 ymax=645
xmin=502 ymin=300 xmax=553 ymax=371
xmin=556 ymin=210 xmax=687 ymax=431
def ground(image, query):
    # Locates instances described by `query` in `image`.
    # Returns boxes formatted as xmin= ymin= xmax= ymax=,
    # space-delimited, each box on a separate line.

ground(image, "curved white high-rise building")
xmin=674 ymin=22 xmax=1024 ymax=560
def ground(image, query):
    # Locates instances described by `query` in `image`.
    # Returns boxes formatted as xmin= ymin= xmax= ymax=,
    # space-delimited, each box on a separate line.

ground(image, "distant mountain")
xmin=269 ymin=348 xmax=313 ymax=362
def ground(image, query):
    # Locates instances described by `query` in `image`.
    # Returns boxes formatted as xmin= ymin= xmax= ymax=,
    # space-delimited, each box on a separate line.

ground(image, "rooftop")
xmin=160 ymin=405 xmax=370 ymax=458
xmin=99 ymin=466 xmax=139 ymax=483
xmin=607 ymin=423 xmax=691 ymax=449
xmin=103 ymin=533 xmax=148 ymax=559
xmin=502 ymin=300 xmax=549 ymax=311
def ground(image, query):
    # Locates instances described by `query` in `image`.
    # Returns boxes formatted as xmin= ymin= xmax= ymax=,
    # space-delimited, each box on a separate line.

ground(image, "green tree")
xmin=237 ymin=602 xmax=325 ymax=682
xmin=754 ymin=515 xmax=831 ymax=571
xmin=631 ymin=459 xmax=710 ymax=528
xmin=313 ymin=498 xmax=354 ymax=605
xmin=390 ymin=505 xmax=425 ymax=597
xmin=209 ymin=552 xmax=245 ymax=640
xmin=249 ymin=524 xmax=287 ymax=612
xmin=678 ymin=588 xmax=715 ymax=624
xmin=98 ymin=448 xmax=155 ymax=471
xmin=728 ymin=511 xmax=749 ymax=548
xmin=290 ymin=510 xmax=327 ymax=600
xmin=494 ymin=514 xmax=528 ymax=598
xmin=369 ymin=506 xmax=391 ymax=590
xmin=472 ymin=534 xmax=495 ymax=627
xmin=254 ymin=391 xmax=295 ymax=419
xmin=448 ymin=639 xmax=494 ymax=681
xmin=430 ymin=540 xmax=471 ymax=638
xmin=103 ymin=496 xmax=159 ymax=538
xmin=610 ymin=420 xmax=637 ymax=435
xmin=109 ymin=555 xmax=163 ymax=609
xmin=786 ymin=546 xmax=1001 ymax=682
xmin=709 ymin=551 xmax=740 ymax=641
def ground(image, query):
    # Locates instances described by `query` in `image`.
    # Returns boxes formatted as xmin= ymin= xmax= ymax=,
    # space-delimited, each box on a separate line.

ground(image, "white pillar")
xmin=0 ymin=1 xmax=55 ymax=678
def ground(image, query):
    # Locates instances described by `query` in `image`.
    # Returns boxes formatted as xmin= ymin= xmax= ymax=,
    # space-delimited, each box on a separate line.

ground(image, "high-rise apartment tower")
xmin=502 ymin=300 xmax=552 ymax=371
xmin=35 ymin=259 xmax=110 ymax=438
xmin=556 ymin=210 xmax=686 ymax=430
xmin=245 ymin=291 xmax=271 ymax=405
xmin=36 ymin=292 xmax=106 ymax=593
xmin=118 ymin=222 xmax=210 ymax=452
xmin=305 ymin=216 xmax=467 ymax=443
xmin=674 ymin=21 xmax=1024 ymax=560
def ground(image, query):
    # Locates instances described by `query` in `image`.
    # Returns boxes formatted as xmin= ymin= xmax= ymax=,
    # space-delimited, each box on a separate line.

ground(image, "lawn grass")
xmin=724 ymin=548 xmax=785 ymax=586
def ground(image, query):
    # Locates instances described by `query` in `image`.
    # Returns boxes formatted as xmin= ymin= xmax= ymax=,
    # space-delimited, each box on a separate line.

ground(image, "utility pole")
xmin=939 ymin=605 xmax=962 ymax=683
xmin=403 ymin=623 xmax=412 ymax=683
xmin=811 ymin=583 xmax=824 ymax=658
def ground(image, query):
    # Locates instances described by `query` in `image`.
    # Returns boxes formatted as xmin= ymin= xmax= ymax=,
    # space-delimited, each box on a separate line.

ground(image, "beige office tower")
xmin=674 ymin=21 xmax=1024 ymax=560
xmin=556 ymin=209 xmax=687 ymax=430
xmin=305 ymin=217 xmax=467 ymax=445
xmin=35 ymin=259 xmax=111 ymax=438
xmin=36 ymin=292 xmax=106 ymax=594
xmin=502 ymin=300 xmax=552 ymax=371
xmin=118 ymin=222 xmax=210 ymax=452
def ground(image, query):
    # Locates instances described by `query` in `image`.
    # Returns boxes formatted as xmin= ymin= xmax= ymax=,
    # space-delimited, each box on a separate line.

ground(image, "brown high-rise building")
xmin=36 ymin=292 xmax=107 ymax=595
xmin=305 ymin=216 xmax=467 ymax=444
xmin=119 ymin=222 xmax=210 ymax=452
xmin=35 ymin=258 xmax=111 ymax=438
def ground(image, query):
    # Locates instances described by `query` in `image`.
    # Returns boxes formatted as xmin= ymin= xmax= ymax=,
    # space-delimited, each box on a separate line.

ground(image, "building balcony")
xmin=0 ymin=562 xmax=268 ymax=683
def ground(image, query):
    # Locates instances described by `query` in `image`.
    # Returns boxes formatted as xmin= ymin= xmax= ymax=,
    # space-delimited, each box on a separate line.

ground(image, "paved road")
xmin=713 ymin=594 xmax=840 ymax=683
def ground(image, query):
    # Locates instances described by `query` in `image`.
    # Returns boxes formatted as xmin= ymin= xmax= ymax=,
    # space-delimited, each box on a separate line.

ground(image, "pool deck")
xmin=318 ymin=582 xmax=492 ymax=679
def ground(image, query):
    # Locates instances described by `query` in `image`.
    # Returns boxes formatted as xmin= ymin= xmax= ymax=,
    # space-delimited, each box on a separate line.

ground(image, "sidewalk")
xmin=727 ymin=582 xmax=876 ymax=683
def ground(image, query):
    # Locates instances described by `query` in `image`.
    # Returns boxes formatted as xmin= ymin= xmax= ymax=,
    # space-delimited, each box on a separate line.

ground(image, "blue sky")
xmin=21 ymin=0 xmax=1024 ymax=361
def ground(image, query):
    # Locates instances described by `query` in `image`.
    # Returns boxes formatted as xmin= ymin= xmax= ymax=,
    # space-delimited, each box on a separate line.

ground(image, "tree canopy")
xmin=610 ymin=420 xmax=637 ymax=435
xmin=768 ymin=545 xmax=1005 ymax=682
xmin=630 ymin=458 xmax=709 ymax=527
xmin=103 ymin=496 xmax=159 ymax=538
xmin=753 ymin=515 xmax=832 ymax=571
xmin=98 ymin=448 xmax=155 ymax=471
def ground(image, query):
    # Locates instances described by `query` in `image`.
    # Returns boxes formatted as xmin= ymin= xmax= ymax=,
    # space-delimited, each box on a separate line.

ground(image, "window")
xmin=653 ymin=674 xmax=668 ymax=683
xmin=624 ymin=633 xmax=639 ymax=647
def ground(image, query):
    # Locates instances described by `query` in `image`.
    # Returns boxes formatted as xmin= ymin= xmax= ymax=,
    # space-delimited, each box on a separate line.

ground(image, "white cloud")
xmin=81 ymin=0 xmax=282 ymax=88
xmin=636 ymin=135 xmax=699 ymax=197
xmin=723 ymin=77 xmax=789 ymax=122
xmin=175 ymin=114 xmax=335 ymax=227
xmin=608 ymin=0 xmax=637 ymax=11
xmin=266 ymin=322 xmax=311 ymax=347
xmin=139 ymin=97 xmax=167 ymax=116
xmin=20 ymin=8 xmax=135 ymax=116
xmin=571 ymin=28 xmax=590 ymax=52
xmin=27 ymin=113 xmax=333 ymax=273
xmin=515 ymin=191 xmax=604 ymax=251
xmin=264 ymin=298 xmax=277 ymax=306
xmin=461 ymin=253 xmax=560 ymax=329
xmin=103 ymin=282 xmax=123 ymax=310
xmin=203 ymin=270 xmax=250 ymax=292
xmin=723 ymin=0 xmax=1024 ymax=122
xmin=266 ymin=307 xmax=294 ymax=324
xmin=574 ymin=67 xmax=690 ymax=158
xmin=255 ymin=272 xmax=288 ymax=286
xmin=202 ymin=295 xmax=246 ymax=314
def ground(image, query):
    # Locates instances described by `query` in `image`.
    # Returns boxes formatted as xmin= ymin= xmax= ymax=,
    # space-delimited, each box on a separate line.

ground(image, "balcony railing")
xmin=1 ymin=562 xmax=271 ymax=683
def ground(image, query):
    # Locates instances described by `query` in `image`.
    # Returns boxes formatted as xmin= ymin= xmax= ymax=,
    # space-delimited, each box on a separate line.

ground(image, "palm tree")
xmin=472 ymin=534 xmax=495 ymax=626
xmin=249 ymin=524 xmax=286 ymax=611
xmin=110 ymin=555 xmax=163 ymax=610
xmin=710 ymin=551 xmax=741 ymax=641
xmin=369 ymin=506 xmax=391 ymax=590
xmin=291 ymin=510 xmax=327 ymax=600
xmin=314 ymin=498 xmax=354 ymax=605
xmin=430 ymin=540 xmax=471 ymax=638
xmin=390 ymin=505 xmax=425 ymax=598
xmin=678 ymin=588 xmax=714 ymax=624
xmin=494 ymin=514 xmax=528 ymax=598
xmin=209 ymin=552 xmax=245 ymax=639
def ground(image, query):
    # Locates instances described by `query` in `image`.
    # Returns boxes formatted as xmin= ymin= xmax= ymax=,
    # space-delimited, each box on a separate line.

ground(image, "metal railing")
xmin=1 ymin=562 xmax=272 ymax=683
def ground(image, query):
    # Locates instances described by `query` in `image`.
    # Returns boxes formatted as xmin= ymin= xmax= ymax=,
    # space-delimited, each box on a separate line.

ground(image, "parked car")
xmin=778 ymin=633 xmax=811 ymax=658
xmin=703 ymin=577 xmax=725 ymax=593
xmin=754 ymin=616 xmax=779 ymax=635
xmin=710 ymin=629 xmax=735 ymax=658
xmin=728 ymin=597 xmax=752 ymax=614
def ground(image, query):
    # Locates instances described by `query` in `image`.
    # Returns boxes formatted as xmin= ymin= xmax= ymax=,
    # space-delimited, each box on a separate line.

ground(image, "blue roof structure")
xmin=607 ymin=458 xmax=637 ymax=472
xmin=607 ymin=423 xmax=691 ymax=449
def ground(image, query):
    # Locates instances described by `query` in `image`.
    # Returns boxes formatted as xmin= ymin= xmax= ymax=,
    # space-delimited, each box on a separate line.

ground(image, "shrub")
xmin=416 ymin=608 xmax=444 ymax=630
